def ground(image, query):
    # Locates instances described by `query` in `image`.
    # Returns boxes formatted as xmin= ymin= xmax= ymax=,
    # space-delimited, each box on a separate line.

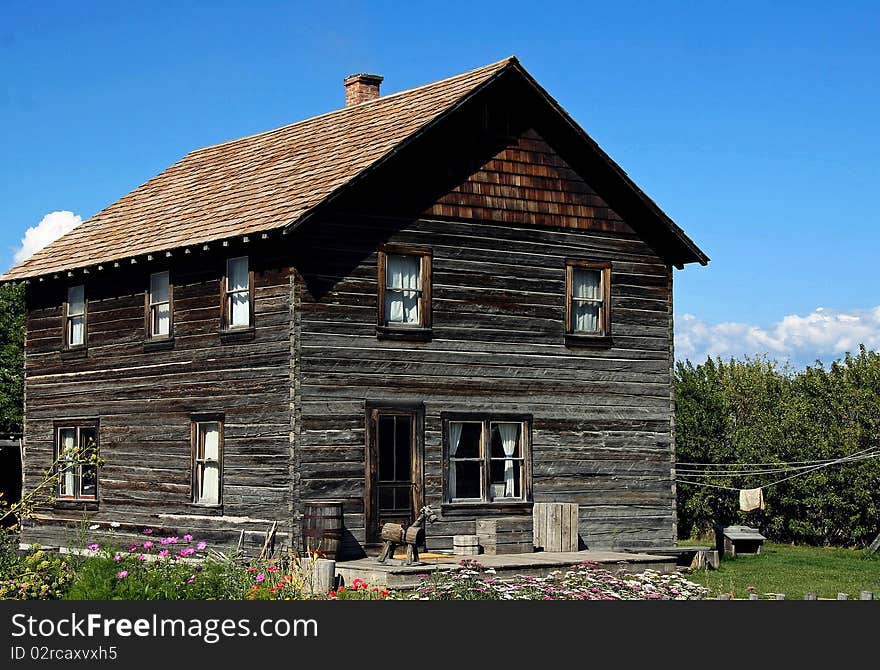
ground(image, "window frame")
xmin=145 ymin=270 xmax=174 ymax=342
xmin=376 ymin=245 xmax=432 ymax=339
xmin=220 ymin=256 xmax=254 ymax=332
xmin=191 ymin=414 xmax=224 ymax=507
xmin=54 ymin=419 xmax=99 ymax=502
xmin=441 ymin=412 xmax=532 ymax=509
xmin=565 ymin=260 xmax=612 ymax=345
xmin=62 ymin=284 xmax=87 ymax=351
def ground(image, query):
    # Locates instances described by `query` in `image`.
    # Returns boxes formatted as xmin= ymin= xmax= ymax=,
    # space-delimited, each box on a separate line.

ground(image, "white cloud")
xmin=13 ymin=210 xmax=83 ymax=264
xmin=675 ymin=307 xmax=880 ymax=366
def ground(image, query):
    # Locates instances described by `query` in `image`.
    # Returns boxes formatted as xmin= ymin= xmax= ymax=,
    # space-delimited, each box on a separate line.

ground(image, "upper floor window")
xmin=224 ymin=257 xmax=251 ymax=330
xmin=566 ymin=261 xmax=611 ymax=337
xmin=65 ymin=285 xmax=86 ymax=348
xmin=56 ymin=422 xmax=99 ymax=501
xmin=377 ymin=247 xmax=432 ymax=333
xmin=192 ymin=417 xmax=222 ymax=506
xmin=444 ymin=415 xmax=531 ymax=503
xmin=147 ymin=271 xmax=172 ymax=339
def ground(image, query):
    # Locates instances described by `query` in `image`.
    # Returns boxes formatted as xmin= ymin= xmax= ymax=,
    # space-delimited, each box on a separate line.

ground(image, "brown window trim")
xmin=190 ymin=413 xmax=224 ymax=509
xmin=61 ymin=285 xmax=88 ymax=355
xmin=144 ymin=269 xmax=174 ymax=347
xmin=564 ymin=259 xmax=612 ymax=347
xmin=219 ymin=257 xmax=255 ymax=340
xmin=376 ymin=245 xmax=432 ymax=340
xmin=53 ymin=419 xmax=100 ymax=504
xmin=441 ymin=412 xmax=533 ymax=507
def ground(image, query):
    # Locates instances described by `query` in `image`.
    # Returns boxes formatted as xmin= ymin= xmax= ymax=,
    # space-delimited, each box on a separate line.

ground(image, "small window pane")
xmin=379 ymin=487 xmax=395 ymax=511
xmin=378 ymin=416 xmax=395 ymax=482
xmin=200 ymin=423 xmax=220 ymax=461
xmin=572 ymin=302 xmax=600 ymax=333
xmin=454 ymin=423 xmax=482 ymax=459
xmin=68 ymin=315 xmax=84 ymax=346
xmin=394 ymin=416 xmax=411 ymax=479
xmin=80 ymin=465 xmax=97 ymax=498
xmin=572 ymin=269 xmax=601 ymax=299
xmin=227 ymin=258 xmax=249 ymax=293
xmin=68 ymin=285 xmax=85 ymax=316
xmin=490 ymin=460 xmax=521 ymax=499
xmin=199 ymin=463 xmax=220 ymax=505
xmin=59 ymin=429 xmax=76 ymax=497
xmin=150 ymin=272 xmax=170 ymax=304
xmin=385 ymin=254 xmax=420 ymax=325
xmin=490 ymin=423 xmax=521 ymax=458
xmin=152 ymin=303 xmax=170 ymax=336
xmin=453 ymin=461 xmax=482 ymax=499
xmin=230 ymin=292 xmax=249 ymax=327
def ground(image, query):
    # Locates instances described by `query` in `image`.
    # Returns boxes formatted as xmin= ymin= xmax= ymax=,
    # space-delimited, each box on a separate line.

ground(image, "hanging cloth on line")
xmin=739 ymin=487 xmax=765 ymax=512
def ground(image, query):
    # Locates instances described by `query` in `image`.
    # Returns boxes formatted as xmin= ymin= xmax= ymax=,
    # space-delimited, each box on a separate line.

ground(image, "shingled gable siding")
xmin=21 ymin=249 xmax=294 ymax=553
xmin=295 ymin=126 xmax=676 ymax=554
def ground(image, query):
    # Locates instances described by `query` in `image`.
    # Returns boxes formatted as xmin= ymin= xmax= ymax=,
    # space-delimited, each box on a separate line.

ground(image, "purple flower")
xmin=143 ymin=541 xmax=154 ymax=549
xmin=87 ymin=543 xmax=99 ymax=551
xmin=187 ymin=576 xmax=196 ymax=584
xmin=158 ymin=550 xmax=169 ymax=558
xmin=117 ymin=571 xmax=128 ymax=579
xmin=256 ymin=573 xmax=266 ymax=583
xmin=128 ymin=544 xmax=138 ymax=553
xmin=196 ymin=541 xmax=207 ymax=551
xmin=179 ymin=548 xmax=195 ymax=557
xmin=183 ymin=534 xmax=193 ymax=542
xmin=136 ymin=554 xmax=146 ymax=561
xmin=113 ymin=555 xmax=122 ymax=563
xmin=143 ymin=528 xmax=154 ymax=535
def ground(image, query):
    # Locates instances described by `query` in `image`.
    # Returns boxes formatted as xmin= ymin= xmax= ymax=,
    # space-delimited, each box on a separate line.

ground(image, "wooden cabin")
xmin=2 ymin=57 xmax=708 ymax=557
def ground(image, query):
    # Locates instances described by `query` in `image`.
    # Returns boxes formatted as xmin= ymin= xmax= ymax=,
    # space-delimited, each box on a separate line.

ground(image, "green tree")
xmin=0 ymin=281 xmax=25 ymax=434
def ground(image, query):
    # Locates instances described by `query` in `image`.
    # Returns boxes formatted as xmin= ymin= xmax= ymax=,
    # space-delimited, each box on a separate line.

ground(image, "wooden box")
xmin=476 ymin=517 xmax=534 ymax=555
xmin=533 ymin=502 xmax=579 ymax=552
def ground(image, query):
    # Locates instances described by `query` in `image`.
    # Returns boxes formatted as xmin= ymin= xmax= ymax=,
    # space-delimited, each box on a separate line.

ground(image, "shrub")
xmin=0 ymin=543 xmax=73 ymax=600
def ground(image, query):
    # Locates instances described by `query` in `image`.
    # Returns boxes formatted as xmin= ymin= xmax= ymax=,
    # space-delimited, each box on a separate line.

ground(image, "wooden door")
xmin=366 ymin=407 xmax=423 ymax=544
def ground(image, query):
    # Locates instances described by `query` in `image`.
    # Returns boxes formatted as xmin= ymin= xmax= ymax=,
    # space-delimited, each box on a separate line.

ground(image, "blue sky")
xmin=1 ymin=1 xmax=878 ymax=365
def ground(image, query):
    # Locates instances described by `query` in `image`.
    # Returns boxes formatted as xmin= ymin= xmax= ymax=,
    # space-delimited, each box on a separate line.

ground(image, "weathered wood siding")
xmin=296 ymin=127 xmax=676 ymax=553
xmin=22 ymin=247 xmax=294 ymax=552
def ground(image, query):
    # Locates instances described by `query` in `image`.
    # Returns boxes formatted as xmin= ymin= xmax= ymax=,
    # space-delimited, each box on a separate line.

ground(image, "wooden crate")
xmin=533 ymin=503 xmax=579 ymax=552
xmin=476 ymin=517 xmax=534 ymax=555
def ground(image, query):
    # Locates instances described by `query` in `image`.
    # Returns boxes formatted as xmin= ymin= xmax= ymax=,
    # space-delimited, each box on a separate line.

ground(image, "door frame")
xmin=365 ymin=401 xmax=425 ymax=545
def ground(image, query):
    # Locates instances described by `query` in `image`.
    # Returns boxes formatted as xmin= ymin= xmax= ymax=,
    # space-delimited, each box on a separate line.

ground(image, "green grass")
xmin=682 ymin=541 xmax=880 ymax=599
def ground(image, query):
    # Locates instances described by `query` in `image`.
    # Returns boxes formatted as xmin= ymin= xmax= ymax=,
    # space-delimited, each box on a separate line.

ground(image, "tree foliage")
xmin=675 ymin=347 xmax=880 ymax=547
xmin=0 ymin=281 xmax=25 ymax=435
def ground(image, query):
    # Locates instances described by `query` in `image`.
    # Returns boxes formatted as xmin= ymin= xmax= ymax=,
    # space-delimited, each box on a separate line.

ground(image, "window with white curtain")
xmin=225 ymin=257 xmax=251 ymax=329
xmin=378 ymin=248 xmax=431 ymax=331
xmin=55 ymin=423 xmax=98 ymax=500
xmin=193 ymin=419 xmax=222 ymax=505
xmin=148 ymin=271 xmax=171 ymax=338
xmin=66 ymin=285 xmax=85 ymax=347
xmin=446 ymin=416 xmax=530 ymax=503
xmin=566 ymin=262 xmax=610 ymax=336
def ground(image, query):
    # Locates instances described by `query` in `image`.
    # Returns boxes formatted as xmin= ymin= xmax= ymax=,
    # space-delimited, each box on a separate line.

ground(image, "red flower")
xmin=267 ymin=565 xmax=279 ymax=572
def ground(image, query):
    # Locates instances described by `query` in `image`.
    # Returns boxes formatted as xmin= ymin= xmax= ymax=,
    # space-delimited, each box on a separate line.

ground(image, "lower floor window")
xmin=445 ymin=415 xmax=530 ymax=502
xmin=55 ymin=423 xmax=99 ymax=500
xmin=192 ymin=418 xmax=223 ymax=505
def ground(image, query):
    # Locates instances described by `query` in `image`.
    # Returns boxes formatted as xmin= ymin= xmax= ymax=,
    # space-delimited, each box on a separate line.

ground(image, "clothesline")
xmin=676 ymin=448 xmax=880 ymax=467
xmin=677 ymin=449 xmax=880 ymax=477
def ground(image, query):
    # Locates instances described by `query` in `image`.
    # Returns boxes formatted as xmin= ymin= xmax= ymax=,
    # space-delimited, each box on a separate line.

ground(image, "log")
xmin=381 ymin=523 xmax=405 ymax=543
xmin=310 ymin=558 xmax=336 ymax=595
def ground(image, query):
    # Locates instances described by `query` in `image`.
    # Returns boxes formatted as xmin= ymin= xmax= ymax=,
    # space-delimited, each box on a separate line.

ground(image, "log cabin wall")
xmin=21 ymin=243 xmax=294 ymax=553
xmin=295 ymin=121 xmax=676 ymax=554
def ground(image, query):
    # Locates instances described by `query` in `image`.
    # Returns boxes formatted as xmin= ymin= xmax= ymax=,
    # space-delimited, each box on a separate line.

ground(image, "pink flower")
xmin=113 ymin=555 xmax=122 ymax=562
xmin=187 ymin=577 xmax=195 ymax=584
xmin=158 ymin=550 xmax=169 ymax=557
xmin=256 ymin=573 xmax=266 ymax=583
xmin=128 ymin=544 xmax=138 ymax=553
xmin=183 ymin=534 xmax=193 ymax=542
xmin=136 ymin=554 xmax=146 ymax=561
xmin=179 ymin=548 xmax=195 ymax=557
xmin=117 ymin=571 xmax=128 ymax=579
xmin=87 ymin=544 xmax=99 ymax=551
xmin=143 ymin=541 xmax=154 ymax=549
xmin=196 ymin=541 xmax=207 ymax=551
xmin=143 ymin=528 xmax=154 ymax=535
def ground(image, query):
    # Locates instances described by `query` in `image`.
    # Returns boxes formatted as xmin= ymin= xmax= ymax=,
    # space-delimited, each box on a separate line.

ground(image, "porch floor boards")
xmin=335 ymin=549 xmax=677 ymax=590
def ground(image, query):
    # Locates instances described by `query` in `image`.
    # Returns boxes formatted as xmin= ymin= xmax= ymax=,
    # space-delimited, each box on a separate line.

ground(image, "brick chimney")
xmin=343 ymin=73 xmax=383 ymax=106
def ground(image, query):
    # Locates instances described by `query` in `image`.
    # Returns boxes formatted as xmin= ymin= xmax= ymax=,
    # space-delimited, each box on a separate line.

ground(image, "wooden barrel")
xmin=302 ymin=501 xmax=344 ymax=560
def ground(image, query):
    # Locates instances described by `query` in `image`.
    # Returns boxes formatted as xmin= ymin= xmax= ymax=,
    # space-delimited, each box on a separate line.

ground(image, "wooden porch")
xmin=335 ymin=549 xmax=677 ymax=590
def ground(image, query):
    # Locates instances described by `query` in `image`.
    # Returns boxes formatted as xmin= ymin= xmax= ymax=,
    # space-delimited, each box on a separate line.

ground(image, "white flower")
xmin=110 ymin=522 xmax=121 ymax=528
xmin=88 ymin=524 xmax=100 ymax=530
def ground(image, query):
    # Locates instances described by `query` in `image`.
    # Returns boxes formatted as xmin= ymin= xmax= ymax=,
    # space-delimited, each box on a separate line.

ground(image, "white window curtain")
xmin=447 ymin=422 xmax=463 ymax=499
xmin=199 ymin=424 xmax=220 ymax=504
xmin=497 ymin=423 xmax=519 ymax=497
xmin=571 ymin=269 xmax=601 ymax=333
xmin=60 ymin=429 xmax=76 ymax=496
xmin=67 ymin=285 xmax=85 ymax=346
xmin=227 ymin=257 xmax=250 ymax=328
xmin=386 ymin=254 xmax=421 ymax=324
xmin=150 ymin=271 xmax=170 ymax=336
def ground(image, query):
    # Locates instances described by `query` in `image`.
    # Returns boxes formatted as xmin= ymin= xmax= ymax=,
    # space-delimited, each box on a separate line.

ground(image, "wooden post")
xmin=837 ymin=593 xmax=849 ymax=600
xmin=310 ymin=558 xmax=336 ymax=595
xmin=860 ymin=591 xmax=874 ymax=600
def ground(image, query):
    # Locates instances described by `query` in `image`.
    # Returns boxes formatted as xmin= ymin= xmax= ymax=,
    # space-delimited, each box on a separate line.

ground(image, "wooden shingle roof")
xmin=3 ymin=58 xmax=515 ymax=281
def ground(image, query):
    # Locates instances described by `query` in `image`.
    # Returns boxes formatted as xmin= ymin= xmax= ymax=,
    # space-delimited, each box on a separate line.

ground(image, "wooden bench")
xmin=476 ymin=517 xmax=534 ymax=555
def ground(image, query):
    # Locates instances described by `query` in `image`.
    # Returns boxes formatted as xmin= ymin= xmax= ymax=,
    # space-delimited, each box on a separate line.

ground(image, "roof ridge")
xmin=187 ymin=56 xmax=517 ymax=155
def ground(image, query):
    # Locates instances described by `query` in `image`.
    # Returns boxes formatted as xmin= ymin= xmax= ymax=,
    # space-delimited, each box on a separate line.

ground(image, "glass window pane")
xmin=453 ymin=461 xmax=481 ymax=499
xmin=80 ymin=464 xmax=97 ymax=498
xmin=200 ymin=423 xmax=220 ymax=461
xmin=227 ymin=257 xmax=249 ymax=292
xmin=150 ymin=271 xmax=170 ymax=304
xmin=199 ymin=462 xmax=220 ymax=504
xmin=455 ymin=423 xmax=482 ymax=459
xmin=385 ymin=290 xmax=419 ymax=324
xmin=490 ymin=460 xmax=521 ymax=499
xmin=378 ymin=487 xmax=395 ymax=512
xmin=394 ymin=416 xmax=411 ymax=480
xmin=59 ymin=429 xmax=76 ymax=496
xmin=69 ymin=315 xmax=84 ymax=346
xmin=378 ymin=416 xmax=395 ymax=482
xmin=68 ymin=285 xmax=84 ymax=316
xmin=572 ymin=269 xmax=601 ymax=299
xmin=386 ymin=255 xmax=421 ymax=291
xmin=230 ymin=292 xmax=250 ymax=327
xmin=394 ymin=486 xmax=411 ymax=512
xmin=572 ymin=302 xmax=600 ymax=333
xmin=153 ymin=303 xmax=170 ymax=336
